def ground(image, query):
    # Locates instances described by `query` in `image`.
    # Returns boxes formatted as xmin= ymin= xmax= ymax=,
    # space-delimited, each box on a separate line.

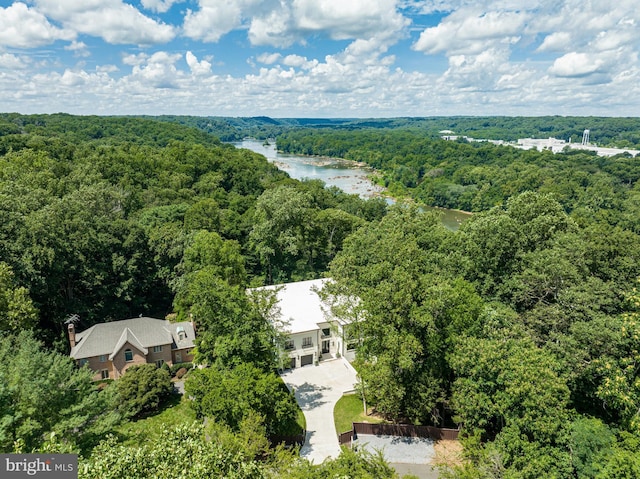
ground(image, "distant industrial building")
xmin=441 ymin=129 xmax=639 ymax=157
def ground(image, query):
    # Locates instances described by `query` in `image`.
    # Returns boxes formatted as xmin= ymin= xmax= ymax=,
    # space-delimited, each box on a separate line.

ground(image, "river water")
xmin=233 ymin=139 xmax=471 ymax=231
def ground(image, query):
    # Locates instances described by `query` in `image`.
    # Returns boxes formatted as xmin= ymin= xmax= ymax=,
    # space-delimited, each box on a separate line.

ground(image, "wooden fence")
xmin=338 ymin=430 xmax=354 ymax=447
xmin=338 ymin=422 xmax=459 ymax=446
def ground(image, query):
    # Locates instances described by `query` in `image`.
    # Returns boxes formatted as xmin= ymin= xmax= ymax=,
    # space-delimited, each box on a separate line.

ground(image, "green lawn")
xmin=333 ymin=393 xmax=384 ymax=434
xmin=115 ymin=394 xmax=197 ymax=447
xmin=297 ymin=409 xmax=306 ymax=431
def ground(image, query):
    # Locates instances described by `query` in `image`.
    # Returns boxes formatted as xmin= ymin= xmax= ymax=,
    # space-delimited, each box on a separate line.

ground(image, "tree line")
xmin=156 ymin=115 xmax=640 ymax=148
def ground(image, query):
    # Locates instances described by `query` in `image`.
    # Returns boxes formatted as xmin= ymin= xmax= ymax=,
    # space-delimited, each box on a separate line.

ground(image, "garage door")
xmin=300 ymin=354 xmax=313 ymax=366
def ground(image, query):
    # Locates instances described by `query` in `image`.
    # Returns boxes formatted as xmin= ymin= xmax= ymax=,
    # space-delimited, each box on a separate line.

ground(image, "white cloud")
xmin=0 ymin=53 xmax=29 ymax=69
xmin=127 ymin=51 xmax=183 ymax=88
xmin=183 ymin=0 xmax=249 ymax=43
xmin=97 ymin=64 xmax=119 ymax=73
xmin=0 ymin=2 xmax=74 ymax=48
xmin=292 ymin=0 xmax=408 ymax=41
xmin=282 ymin=54 xmax=317 ymax=69
xmin=185 ymin=51 xmax=212 ymax=76
xmin=140 ymin=0 xmax=182 ymax=14
xmin=2 ymin=0 xmax=640 ymax=117
xmin=440 ymin=48 xmax=511 ymax=90
xmin=256 ymin=52 xmax=281 ymax=65
xmin=184 ymin=0 xmax=409 ymax=50
xmin=248 ymin=6 xmax=295 ymax=48
xmin=31 ymin=0 xmax=175 ymax=45
xmin=402 ymin=1 xmax=456 ymax=15
xmin=64 ymin=40 xmax=90 ymax=57
xmin=537 ymin=32 xmax=571 ymax=52
xmin=122 ymin=52 xmax=149 ymax=67
xmin=60 ymin=68 xmax=89 ymax=86
xmin=549 ymin=52 xmax=604 ymax=78
xmin=590 ymin=27 xmax=637 ymax=52
xmin=413 ymin=9 xmax=527 ymax=55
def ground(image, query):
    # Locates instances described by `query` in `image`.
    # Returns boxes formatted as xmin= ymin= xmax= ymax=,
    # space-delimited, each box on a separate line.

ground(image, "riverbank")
xmin=235 ymin=139 xmax=471 ymax=230
xmin=297 ymin=150 xmax=474 ymax=217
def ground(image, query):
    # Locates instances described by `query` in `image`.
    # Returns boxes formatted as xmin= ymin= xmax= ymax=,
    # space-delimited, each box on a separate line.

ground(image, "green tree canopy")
xmin=115 ymin=364 xmax=174 ymax=419
xmin=0 ymin=331 xmax=119 ymax=452
xmin=185 ymin=363 xmax=299 ymax=436
xmin=0 ymin=262 xmax=37 ymax=333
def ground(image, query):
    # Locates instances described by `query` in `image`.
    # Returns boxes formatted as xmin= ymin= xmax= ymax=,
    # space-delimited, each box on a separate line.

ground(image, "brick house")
xmin=69 ymin=317 xmax=196 ymax=380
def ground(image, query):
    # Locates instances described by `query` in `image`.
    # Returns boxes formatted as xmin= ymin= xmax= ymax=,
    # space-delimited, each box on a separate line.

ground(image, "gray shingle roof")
xmin=109 ymin=328 xmax=148 ymax=360
xmin=70 ymin=317 xmax=196 ymax=360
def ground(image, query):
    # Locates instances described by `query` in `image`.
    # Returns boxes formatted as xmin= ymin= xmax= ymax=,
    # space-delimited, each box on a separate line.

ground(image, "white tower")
xmin=581 ymin=129 xmax=590 ymax=145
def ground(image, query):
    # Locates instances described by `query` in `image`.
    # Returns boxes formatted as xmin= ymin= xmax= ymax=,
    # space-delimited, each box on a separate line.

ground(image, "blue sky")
xmin=0 ymin=1 xmax=639 ymax=117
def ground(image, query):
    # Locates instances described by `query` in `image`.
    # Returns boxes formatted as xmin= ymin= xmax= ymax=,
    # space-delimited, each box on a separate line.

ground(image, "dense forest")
xmin=325 ymin=197 xmax=640 ymax=478
xmin=276 ymin=125 xmax=640 ymax=477
xmin=0 ymin=113 xmax=393 ymax=478
xmin=0 ymin=113 xmax=384 ymax=343
xmin=2 ymin=113 xmax=640 ymax=478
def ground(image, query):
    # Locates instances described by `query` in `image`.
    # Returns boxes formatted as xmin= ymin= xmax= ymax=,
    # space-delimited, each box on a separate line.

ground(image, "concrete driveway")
xmin=354 ymin=435 xmax=439 ymax=478
xmin=280 ymin=358 xmax=358 ymax=463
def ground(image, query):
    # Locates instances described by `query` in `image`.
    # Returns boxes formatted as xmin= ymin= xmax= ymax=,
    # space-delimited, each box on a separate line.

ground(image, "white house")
xmin=253 ymin=278 xmax=355 ymax=368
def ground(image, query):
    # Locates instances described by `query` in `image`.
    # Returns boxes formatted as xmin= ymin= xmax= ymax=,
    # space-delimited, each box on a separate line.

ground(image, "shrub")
xmin=117 ymin=364 xmax=174 ymax=419
xmin=185 ymin=363 xmax=299 ymax=436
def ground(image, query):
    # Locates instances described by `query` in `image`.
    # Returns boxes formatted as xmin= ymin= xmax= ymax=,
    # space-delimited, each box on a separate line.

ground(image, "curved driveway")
xmin=280 ymin=358 xmax=358 ymax=463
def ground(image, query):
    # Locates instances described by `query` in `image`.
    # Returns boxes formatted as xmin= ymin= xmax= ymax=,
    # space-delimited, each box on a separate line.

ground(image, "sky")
xmin=0 ymin=0 xmax=639 ymax=117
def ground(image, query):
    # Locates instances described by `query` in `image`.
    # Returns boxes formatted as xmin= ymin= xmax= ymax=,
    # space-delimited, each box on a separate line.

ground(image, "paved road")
xmin=280 ymin=358 xmax=358 ymax=463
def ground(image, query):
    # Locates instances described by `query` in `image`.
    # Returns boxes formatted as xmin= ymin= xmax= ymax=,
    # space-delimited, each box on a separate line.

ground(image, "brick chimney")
xmin=68 ymin=323 xmax=76 ymax=348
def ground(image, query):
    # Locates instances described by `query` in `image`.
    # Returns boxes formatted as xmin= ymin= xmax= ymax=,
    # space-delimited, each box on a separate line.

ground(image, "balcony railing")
xmin=302 ymin=341 xmax=314 ymax=349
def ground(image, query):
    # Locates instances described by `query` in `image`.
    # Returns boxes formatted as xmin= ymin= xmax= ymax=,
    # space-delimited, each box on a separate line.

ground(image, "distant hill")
xmin=149 ymin=115 xmax=640 ymax=149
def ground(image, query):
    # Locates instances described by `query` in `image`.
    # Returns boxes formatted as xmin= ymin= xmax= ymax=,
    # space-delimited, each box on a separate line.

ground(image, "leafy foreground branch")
xmin=79 ymin=423 xmax=398 ymax=479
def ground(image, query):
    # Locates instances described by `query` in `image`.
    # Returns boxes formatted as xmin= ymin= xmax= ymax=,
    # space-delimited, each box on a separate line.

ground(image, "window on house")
xmin=99 ymin=355 xmax=106 ymax=362
xmin=175 ymin=352 xmax=182 ymax=363
xmin=79 ymin=359 xmax=89 ymax=367
xmin=101 ymin=370 xmax=109 ymax=380
xmin=153 ymin=345 xmax=162 ymax=353
xmin=155 ymin=359 xmax=164 ymax=368
xmin=302 ymin=337 xmax=313 ymax=348
xmin=124 ymin=349 xmax=133 ymax=362
xmin=284 ymin=339 xmax=294 ymax=350
xmin=322 ymin=328 xmax=331 ymax=338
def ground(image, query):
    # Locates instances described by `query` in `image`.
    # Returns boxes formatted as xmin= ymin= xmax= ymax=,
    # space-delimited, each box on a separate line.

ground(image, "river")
xmin=233 ymin=139 xmax=471 ymax=231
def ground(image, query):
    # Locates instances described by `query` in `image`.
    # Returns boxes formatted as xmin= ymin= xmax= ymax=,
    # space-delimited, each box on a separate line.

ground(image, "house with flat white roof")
xmin=253 ymin=278 xmax=355 ymax=368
